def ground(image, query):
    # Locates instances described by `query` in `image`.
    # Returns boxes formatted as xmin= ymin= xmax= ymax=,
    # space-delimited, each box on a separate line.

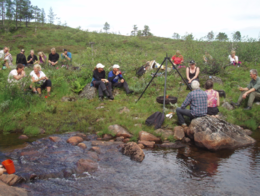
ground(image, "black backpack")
xmin=136 ymin=65 xmax=147 ymax=76
xmin=145 ymin=112 xmax=165 ymax=129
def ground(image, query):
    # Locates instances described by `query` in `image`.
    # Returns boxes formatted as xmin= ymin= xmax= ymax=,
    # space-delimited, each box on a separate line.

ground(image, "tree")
xmin=172 ymin=32 xmax=180 ymax=39
xmin=143 ymin=25 xmax=152 ymax=36
xmin=103 ymin=22 xmax=110 ymax=33
xmin=233 ymin=31 xmax=241 ymax=41
xmin=48 ymin=7 xmax=56 ymax=25
xmin=40 ymin=8 xmax=45 ymax=25
xmin=184 ymin=33 xmax=194 ymax=40
xmin=131 ymin=25 xmax=138 ymax=36
xmin=216 ymin=32 xmax=228 ymax=41
xmin=207 ymin=31 xmax=214 ymax=41
xmin=0 ymin=0 xmax=6 ymax=27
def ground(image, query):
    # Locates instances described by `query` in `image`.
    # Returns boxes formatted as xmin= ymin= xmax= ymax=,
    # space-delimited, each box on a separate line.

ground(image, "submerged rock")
xmin=78 ymin=143 xmax=87 ymax=149
xmin=76 ymin=159 xmax=98 ymax=173
xmin=67 ymin=136 xmax=84 ymax=146
xmin=122 ymin=142 xmax=145 ymax=162
xmin=187 ymin=116 xmax=256 ymax=151
xmin=138 ymin=140 xmax=155 ymax=148
xmin=49 ymin=136 xmax=61 ymax=142
xmin=139 ymin=131 xmax=161 ymax=142
xmin=108 ymin=125 xmax=132 ymax=138
xmin=79 ymin=83 xmax=97 ymax=99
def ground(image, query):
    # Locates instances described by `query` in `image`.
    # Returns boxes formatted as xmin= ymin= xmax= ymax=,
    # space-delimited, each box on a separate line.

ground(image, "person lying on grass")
xmin=232 ymin=69 xmax=260 ymax=110
xmin=205 ymin=80 xmax=220 ymax=117
xmin=7 ymin=64 xmax=26 ymax=84
xmin=92 ymin=63 xmax=114 ymax=101
xmin=108 ymin=64 xmax=133 ymax=94
xmin=30 ymin=64 xmax=52 ymax=97
xmin=176 ymin=81 xmax=208 ymax=127
xmin=48 ymin=48 xmax=59 ymax=67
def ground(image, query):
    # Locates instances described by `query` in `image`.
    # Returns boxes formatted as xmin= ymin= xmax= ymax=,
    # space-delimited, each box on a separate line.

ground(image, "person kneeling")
xmin=232 ymin=69 xmax=260 ymax=110
xmin=92 ymin=63 xmax=114 ymax=101
xmin=108 ymin=64 xmax=133 ymax=94
xmin=30 ymin=64 xmax=52 ymax=97
xmin=205 ymin=80 xmax=220 ymax=117
xmin=176 ymin=81 xmax=208 ymax=127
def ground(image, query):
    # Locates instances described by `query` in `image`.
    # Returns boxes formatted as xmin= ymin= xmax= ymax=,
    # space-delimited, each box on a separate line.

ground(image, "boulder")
xmin=49 ymin=136 xmax=61 ymax=142
xmin=122 ymin=142 xmax=145 ymax=162
xmin=222 ymin=102 xmax=234 ymax=110
xmin=242 ymin=129 xmax=253 ymax=136
xmin=138 ymin=140 xmax=155 ymax=148
xmin=0 ymin=181 xmax=28 ymax=196
xmin=76 ymin=159 xmax=98 ymax=173
xmin=79 ymin=83 xmax=97 ymax=99
xmin=78 ymin=143 xmax=87 ymax=149
xmin=188 ymin=116 xmax=256 ymax=151
xmin=173 ymin=126 xmax=185 ymax=140
xmin=67 ymin=136 xmax=84 ymax=146
xmin=0 ymin=174 xmax=25 ymax=186
xmin=138 ymin=144 xmax=145 ymax=149
xmin=18 ymin=135 xmax=28 ymax=140
xmin=139 ymin=131 xmax=161 ymax=142
xmin=61 ymin=96 xmax=76 ymax=102
xmin=108 ymin=125 xmax=132 ymax=138
xmin=155 ymin=129 xmax=174 ymax=138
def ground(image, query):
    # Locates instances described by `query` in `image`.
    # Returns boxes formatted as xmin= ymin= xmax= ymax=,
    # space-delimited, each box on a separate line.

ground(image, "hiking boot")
xmin=99 ymin=97 xmax=103 ymax=101
xmin=181 ymin=123 xmax=187 ymax=128
xmin=230 ymin=101 xmax=240 ymax=107
xmin=243 ymin=106 xmax=252 ymax=110
xmin=126 ymin=90 xmax=134 ymax=94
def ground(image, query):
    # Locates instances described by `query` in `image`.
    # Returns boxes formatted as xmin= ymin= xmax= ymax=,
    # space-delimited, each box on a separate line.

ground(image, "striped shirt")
xmin=181 ymin=89 xmax=208 ymax=117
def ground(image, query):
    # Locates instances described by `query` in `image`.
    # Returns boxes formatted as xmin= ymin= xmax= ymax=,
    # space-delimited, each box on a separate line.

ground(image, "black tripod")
xmin=136 ymin=55 xmax=192 ymax=106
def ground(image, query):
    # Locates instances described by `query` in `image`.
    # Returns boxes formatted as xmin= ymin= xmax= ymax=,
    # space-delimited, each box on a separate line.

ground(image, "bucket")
xmin=2 ymin=159 xmax=16 ymax=174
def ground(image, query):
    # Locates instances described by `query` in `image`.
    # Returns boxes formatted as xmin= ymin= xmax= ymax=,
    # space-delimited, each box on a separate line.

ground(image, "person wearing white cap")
xmin=92 ymin=63 xmax=114 ymax=101
xmin=108 ymin=64 xmax=133 ymax=94
xmin=176 ymin=81 xmax=207 ymax=127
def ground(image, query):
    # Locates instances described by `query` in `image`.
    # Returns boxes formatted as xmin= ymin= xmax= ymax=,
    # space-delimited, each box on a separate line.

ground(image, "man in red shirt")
xmin=171 ymin=50 xmax=184 ymax=68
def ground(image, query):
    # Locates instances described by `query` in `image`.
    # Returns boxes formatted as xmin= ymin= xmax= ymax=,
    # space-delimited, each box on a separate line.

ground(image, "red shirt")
xmin=171 ymin=55 xmax=183 ymax=65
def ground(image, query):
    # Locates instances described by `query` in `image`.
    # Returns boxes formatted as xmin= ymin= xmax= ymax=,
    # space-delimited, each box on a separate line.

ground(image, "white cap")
xmin=96 ymin=63 xmax=105 ymax=68
xmin=113 ymin=64 xmax=120 ymax=69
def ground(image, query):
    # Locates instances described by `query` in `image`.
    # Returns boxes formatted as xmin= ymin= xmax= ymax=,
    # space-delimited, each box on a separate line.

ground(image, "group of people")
xmin=92 ymin=63 xmax=133 ymax=101
xmin=176 ymin=69 xmax=260 ymax=127
xmin=171 ymin=50 xmax=241 ymax=67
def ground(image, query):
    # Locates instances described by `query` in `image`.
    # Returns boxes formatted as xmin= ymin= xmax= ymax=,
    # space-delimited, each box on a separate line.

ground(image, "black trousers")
xmin=112 ymin=81 xmax=130 ymax=93
xmin=93 ymin=81 xmax=112 ymax=97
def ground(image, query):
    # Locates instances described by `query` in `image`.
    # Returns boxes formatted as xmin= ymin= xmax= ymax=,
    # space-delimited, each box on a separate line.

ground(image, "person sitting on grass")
xmin=205 ymin=80 xmax=220 ymax=117
xmin=108 ymin=64 xmax=133 ymax=94
xmin=16 ymin=49 xmax=27 ymax=66
xmin=232 ymin=69 xmax=260 ymax=110
xmin=186 ymin=60 xmax=200 ymax=85
xmin=171 ymin=50 xmax=184 ymax=69
xmin=38 ymin=51 xmax=47 ymax=65
xmin=61 ymin=49 xmax=72 ymax=67
xmin=7 ymin=64 xmax=26 ymax=84
xmin=2 ymin=47 xmax=13 ymax=69
xmin=176 ymin=81 xmax=208 ymax=127
xmin=30 ymin=64 xmax=52 ymax=97
xmin=48 ymin=48 xmax=59 ymax=67
xmin=27 ymin=50 xmax=38 ymax=66
xmin=92 ymin=63 xmax=114 ymax=101
xmin=228 ymin=50 xmax=241 ymax=66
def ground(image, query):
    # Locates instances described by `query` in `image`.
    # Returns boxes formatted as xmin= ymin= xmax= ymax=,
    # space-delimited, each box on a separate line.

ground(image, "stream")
xmin=0 ymin=131 xmax=260 ymax=196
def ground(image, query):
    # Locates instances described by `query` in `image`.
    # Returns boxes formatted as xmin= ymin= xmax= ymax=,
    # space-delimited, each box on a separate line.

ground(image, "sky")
xmin=33 ymin=0 xmax=260 ymax=40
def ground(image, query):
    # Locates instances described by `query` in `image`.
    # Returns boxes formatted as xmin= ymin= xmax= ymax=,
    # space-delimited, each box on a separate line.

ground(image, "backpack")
xmin=145 ymin=112 xmax=165 ymax=129
xmin=136 ymin=65 xmax=147 ymax=76
xmin=216 ymin=90 xmax=226 ymax=98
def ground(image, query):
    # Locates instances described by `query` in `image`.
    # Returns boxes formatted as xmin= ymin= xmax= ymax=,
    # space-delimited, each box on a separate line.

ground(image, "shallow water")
xmin=0 ymin=131 xmax=260 ymax=196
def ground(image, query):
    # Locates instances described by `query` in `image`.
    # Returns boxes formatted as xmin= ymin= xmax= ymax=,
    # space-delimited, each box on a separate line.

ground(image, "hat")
xmin=113 ymin=64 xmax=120 ymax=69
xmin=189 ymin=60 xmax=195 ymax=64
xmin=96 ymin=63 xmax=105 ymax=68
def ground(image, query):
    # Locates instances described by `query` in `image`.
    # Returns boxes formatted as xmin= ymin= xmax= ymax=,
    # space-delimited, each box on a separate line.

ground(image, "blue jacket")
xmin=108 ymin=71 xmax=123 ymax=83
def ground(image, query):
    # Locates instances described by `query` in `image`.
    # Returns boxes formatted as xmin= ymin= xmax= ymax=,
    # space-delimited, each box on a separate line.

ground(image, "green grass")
xmin=1 ymin=23 xmax=260 ymax=137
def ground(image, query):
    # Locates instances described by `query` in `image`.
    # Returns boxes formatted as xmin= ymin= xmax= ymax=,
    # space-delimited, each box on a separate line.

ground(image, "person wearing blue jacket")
xmin=108 ymin=64 xmax=133 ymax=94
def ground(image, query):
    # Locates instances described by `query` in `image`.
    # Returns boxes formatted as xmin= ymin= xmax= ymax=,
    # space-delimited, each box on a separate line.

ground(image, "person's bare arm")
xmin=186 ymin=68 xmax=190 ymax=81
xmin=191 ymin=67 xmax=200 ymax=81
xmin=239 ymin=87 xmax=249 ymax=91
xmin=242 ymin=88 xmax=255 ymax=99
xmin=13 ymin=72 xmax=25 ymax=80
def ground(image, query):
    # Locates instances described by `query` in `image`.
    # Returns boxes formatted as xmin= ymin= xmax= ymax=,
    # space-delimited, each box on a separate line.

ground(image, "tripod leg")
xmin=136 ymin=58 xmax=167 ymax=103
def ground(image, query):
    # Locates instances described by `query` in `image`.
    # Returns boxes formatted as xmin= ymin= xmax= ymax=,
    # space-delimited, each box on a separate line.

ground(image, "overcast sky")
xmin=33 ymin=0 xmax=260 ymax=40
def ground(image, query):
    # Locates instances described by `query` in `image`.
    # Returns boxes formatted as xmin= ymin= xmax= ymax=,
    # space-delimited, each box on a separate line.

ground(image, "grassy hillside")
xmin=1 ymin=24 xmax=260 ymax=139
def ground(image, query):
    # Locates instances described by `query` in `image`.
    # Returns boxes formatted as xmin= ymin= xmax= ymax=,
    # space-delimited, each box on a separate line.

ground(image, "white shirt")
xmin=8 ymin=70 xmax=19 ymax=83
xmin=30 ymin=70 xmax=46 ymax=84
xmin=228 ymin=55 xmax=238 ymax=64
xmin=0 ymin=50 xmax=4 ymax=59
